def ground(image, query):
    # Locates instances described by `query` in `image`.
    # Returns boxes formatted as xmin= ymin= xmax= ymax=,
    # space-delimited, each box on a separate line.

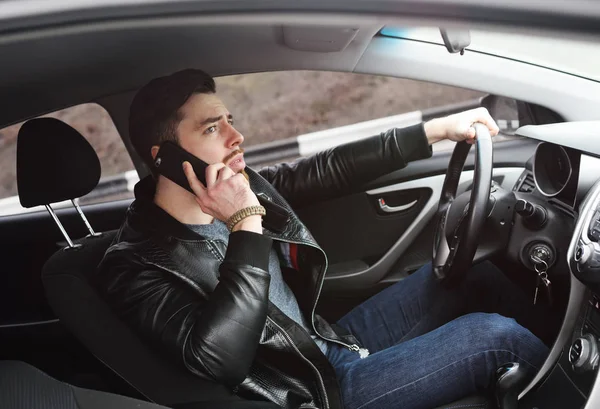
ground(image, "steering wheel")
xmin=432 ymin=123 xmax=493 ymax=284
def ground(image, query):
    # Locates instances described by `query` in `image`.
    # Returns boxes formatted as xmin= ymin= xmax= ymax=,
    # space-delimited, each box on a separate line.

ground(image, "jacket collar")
xmin=131 ymin=175 xmax=201 ymax=240
xmin=130 ymin=169 xmax=296 ymax=242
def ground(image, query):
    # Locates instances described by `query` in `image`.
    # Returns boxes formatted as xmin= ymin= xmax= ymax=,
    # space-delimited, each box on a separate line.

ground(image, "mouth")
xmin=226 ymin=153 xmax=246 ymax=171
xmin=227 ymin=153 xmax=243 ymax=166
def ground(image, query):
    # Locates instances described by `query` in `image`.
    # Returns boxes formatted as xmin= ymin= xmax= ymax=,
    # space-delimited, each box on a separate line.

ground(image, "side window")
xmin=0 ymin=103 xmax=135 ymax=216
xmin=215 ymin=71 xmax=486 ymax=166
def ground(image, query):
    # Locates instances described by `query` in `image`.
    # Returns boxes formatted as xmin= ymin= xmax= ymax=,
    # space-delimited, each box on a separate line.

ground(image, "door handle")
xmin=378 ymin=198 xmax=418 ymax=213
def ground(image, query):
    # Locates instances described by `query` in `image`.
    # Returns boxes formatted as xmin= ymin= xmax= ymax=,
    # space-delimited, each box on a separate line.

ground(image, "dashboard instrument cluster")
xmin=532 ymin=142 xmax=581 ymax=208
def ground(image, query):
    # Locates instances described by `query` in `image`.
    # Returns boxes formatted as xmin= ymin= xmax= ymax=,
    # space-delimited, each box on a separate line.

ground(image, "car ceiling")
xmin=0 ymin=19 xmax=384 ymax=128
xmin=2 ymin=2 xmax=600 ymax=129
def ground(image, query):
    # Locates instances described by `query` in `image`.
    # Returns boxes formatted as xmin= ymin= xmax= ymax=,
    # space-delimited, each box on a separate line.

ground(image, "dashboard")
xmin=513 ymin=122 xmax=600 ymax=409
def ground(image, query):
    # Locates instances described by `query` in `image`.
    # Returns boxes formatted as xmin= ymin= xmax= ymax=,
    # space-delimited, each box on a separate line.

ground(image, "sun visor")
xmin=282 ymin=26 xmax=359 ymax=52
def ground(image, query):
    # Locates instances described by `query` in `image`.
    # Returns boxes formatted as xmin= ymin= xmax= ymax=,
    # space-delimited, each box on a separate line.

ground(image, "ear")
xmin=150 ymin=145 xmax=160 ymax=160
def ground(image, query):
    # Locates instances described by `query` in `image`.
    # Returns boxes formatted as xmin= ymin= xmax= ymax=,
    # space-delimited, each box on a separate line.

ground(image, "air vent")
xmin=515 ymin=171 xmax=536 ymax=193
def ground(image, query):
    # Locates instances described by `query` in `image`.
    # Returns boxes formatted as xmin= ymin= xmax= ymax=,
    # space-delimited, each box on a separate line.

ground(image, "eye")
xmin=204 ymin=125 xmax=217 ymax=134
xmin=228 ymin=119 xmax=234 ymax=126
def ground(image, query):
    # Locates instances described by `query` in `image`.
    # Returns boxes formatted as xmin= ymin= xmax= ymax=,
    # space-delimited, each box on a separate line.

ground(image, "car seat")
xmin=15 ymin=118 xmax=279 ymax=409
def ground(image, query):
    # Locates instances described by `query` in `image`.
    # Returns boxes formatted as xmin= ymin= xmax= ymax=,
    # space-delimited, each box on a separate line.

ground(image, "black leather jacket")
xmin=94 ymin=124 xmax=431 ymax=409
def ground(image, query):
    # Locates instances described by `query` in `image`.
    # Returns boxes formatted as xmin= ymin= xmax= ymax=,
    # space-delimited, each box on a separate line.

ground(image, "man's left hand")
xmin=424 ymin=107 xmax=500 ymax=145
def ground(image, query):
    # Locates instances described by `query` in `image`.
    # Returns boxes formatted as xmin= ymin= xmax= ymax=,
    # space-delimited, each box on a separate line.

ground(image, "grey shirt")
xmin=187 ymin=219 xmax=328 ymax=355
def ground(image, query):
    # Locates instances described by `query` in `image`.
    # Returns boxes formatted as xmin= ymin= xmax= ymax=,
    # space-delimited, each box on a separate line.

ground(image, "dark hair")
xmin=128 ymin=69 xmax=216 ymax=173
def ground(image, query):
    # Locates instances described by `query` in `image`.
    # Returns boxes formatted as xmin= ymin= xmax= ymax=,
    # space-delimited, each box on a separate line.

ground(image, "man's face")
xmin=171 ymin=92 xmax=246 ymax=173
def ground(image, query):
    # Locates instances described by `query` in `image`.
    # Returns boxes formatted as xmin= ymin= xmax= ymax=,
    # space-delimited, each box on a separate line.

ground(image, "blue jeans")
xmin=326 ymin=261 xmax=549 ymax=409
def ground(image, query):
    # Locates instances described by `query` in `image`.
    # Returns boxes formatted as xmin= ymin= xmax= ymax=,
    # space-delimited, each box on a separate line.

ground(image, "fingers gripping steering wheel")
xmin=432 ymin=123 xmax=494 ymax=284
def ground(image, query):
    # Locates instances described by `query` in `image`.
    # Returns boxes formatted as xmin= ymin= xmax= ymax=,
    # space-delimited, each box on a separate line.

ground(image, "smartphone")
xmin=153 ymin=141 xmax=209 ymax=193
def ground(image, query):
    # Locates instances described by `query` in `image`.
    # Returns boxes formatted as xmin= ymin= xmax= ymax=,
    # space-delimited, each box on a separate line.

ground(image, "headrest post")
xmin=71 ymin=199 xmax=101 ymax=237
xmin=44 ymin=204 xmax=75 ymax=248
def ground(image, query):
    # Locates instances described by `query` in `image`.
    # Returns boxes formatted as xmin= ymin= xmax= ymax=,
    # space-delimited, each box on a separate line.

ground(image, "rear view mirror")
xmin=439 ymin=29 xmax=471 ymax=55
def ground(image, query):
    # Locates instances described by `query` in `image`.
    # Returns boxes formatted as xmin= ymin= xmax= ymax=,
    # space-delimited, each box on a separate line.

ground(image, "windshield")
xmin=380 ymin=27 xmax=600 ymax=82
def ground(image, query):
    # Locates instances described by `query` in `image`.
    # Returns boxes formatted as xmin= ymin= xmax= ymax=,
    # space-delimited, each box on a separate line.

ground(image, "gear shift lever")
xmin=494 ymin=362 xmax=528 ymax=409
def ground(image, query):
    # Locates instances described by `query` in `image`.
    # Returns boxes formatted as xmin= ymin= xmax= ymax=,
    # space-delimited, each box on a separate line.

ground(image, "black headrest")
xmin=17 ymin=118 xmax=101 ymax=208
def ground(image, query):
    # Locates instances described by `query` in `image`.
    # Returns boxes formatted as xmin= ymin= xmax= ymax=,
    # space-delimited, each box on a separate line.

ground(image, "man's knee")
xmin=458 ymin=313 xmax=547 ymax=368
xmin=469 ymin=312 xmax=519 ymax=335
xmin=459 ymin=313 xmax=540 ymax=348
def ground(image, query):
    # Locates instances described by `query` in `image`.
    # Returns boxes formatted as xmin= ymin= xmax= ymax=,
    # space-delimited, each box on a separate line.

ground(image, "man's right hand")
xmin=183 ymin=162 xmax=263 ymax=233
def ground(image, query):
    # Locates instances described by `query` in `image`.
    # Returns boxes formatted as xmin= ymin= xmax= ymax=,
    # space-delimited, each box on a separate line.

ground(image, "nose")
xmin=225 ymin=123 xmax=244 ymax=148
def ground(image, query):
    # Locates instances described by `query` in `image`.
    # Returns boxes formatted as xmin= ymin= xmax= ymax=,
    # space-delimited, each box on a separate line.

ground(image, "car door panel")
xmin=296 ymin=138 xmax=538 ymax=304
xmin=299 ymin=167 xmax=524 ymax=294
xmin=297 ymin=187 xmax=431 ymax=268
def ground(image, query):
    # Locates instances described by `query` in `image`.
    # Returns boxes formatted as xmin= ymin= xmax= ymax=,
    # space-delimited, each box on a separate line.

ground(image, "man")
xmin=94 ymin=69 xmax=548 ymax=409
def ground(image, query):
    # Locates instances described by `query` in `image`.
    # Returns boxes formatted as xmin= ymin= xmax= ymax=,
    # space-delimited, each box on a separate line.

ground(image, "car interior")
xmin=2 ymin=5 xmax=600 ymax=409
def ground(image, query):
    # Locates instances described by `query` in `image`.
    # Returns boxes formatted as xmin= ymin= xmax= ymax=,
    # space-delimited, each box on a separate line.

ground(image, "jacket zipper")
xmin=271 ymin=236 xmax=369 ymax=358
xmin=267 ymin=316 xmax=329 ymax=409
xmin=213 ymin=238 xmax=340 ymax=406
xmin=253 ymin=185 xmax=367 ymax=356
xmin=200 ymin=233 xmax=367 ymax=358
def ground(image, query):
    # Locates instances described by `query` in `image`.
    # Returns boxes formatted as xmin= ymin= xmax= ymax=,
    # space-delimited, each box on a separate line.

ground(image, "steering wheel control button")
xmin=569 ymin=334 xmax=599 ymax=373
xmin=515 ymin=199 xmax=547 ymax=229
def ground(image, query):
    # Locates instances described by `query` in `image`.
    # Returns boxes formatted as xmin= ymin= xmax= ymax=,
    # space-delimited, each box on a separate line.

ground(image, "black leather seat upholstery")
xmin=42 ymin=231 xmax=262 ymax=406
xmin=16 ymin=118 xmax=278 ymax=408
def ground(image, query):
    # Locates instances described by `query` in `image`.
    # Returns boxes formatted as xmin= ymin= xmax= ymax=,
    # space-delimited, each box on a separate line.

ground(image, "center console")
xmin=572 ymin=294 xmax=600 ymax=374
xmin=518 ymin=180 xmax=600 ymax=408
